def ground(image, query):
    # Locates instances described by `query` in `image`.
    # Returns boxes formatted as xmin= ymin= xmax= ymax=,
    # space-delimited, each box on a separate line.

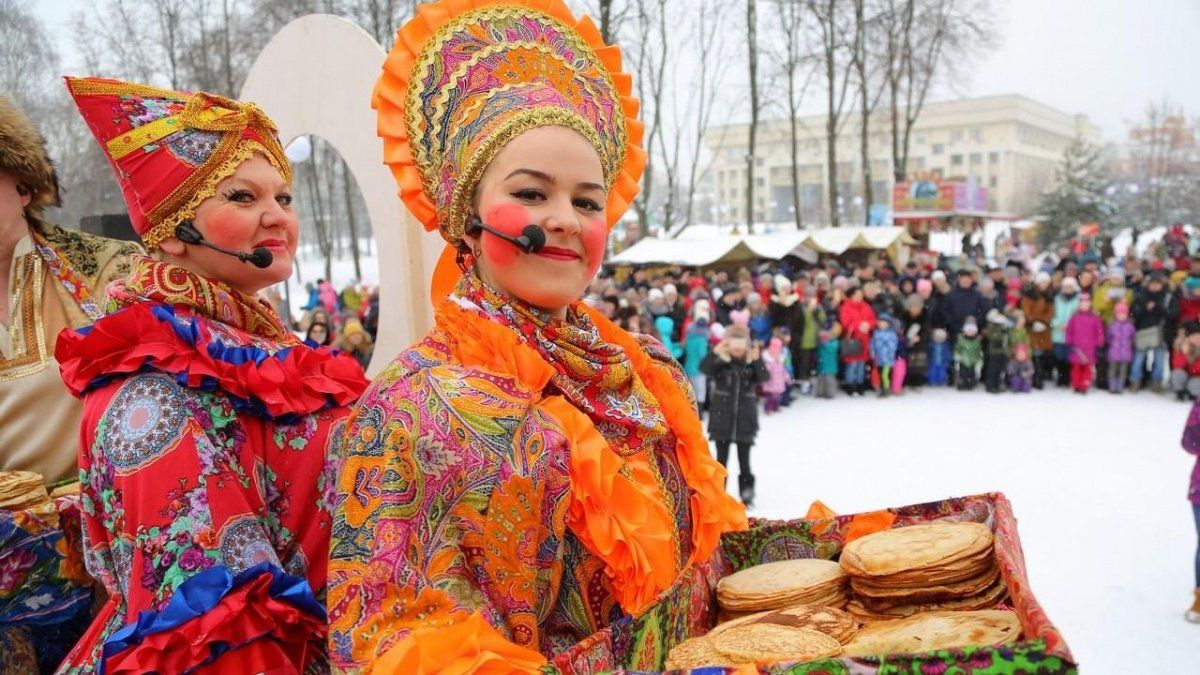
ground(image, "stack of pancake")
xmin=842 ymin=609 xmax=1021 ymax=657
xmin=840 ymin=521 xmax=1007 ymax=622
xmin=716 ymin=559 xmax=849 ymax=620
xmin=0 ymin=471 xmax=50 ymax=511
xmin=665 ymin=603 xmax=856 ymax=669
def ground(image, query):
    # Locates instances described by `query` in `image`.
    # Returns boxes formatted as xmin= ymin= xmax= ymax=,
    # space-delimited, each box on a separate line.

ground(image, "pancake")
xmin=718 ymin=559 xmax=847 ymax=612
xmin=665 ymin=636 xmax=748 ymax=670
xmin=709 ymin=603 xmax=860 ymax=645
xmin=842 ymin=610 xmax=1021 ymax=657
xmin=710 ymin=623 xmax=842 ymax=664
xmin=846 ymin=578 xmax=1009 ymax=621
xmin=853 ymin=566 xmax=1002 ymax=607
xmin=841 ymin=522 xmax=993 ymax=578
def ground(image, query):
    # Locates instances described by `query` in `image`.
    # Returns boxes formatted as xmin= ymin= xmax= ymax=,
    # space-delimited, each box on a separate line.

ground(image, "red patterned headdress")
xmin=65 ymin=77 xmax=292 ymax=250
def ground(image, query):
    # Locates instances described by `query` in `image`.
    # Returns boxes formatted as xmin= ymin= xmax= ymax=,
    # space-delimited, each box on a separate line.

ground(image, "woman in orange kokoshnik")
xmin=327 ymin=1 xmax=748 ymax=671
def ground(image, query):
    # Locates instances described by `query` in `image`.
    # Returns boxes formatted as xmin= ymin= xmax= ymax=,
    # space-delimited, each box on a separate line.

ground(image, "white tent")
xmin=608 ymin=227 xmax=910 ymax=266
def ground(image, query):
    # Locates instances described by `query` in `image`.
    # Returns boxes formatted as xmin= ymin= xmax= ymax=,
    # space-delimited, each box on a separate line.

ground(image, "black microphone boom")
xmin=470 ymin=217 xmax=547 ymax=254
xmin=175 ymin=221 xmax=275 ymax=269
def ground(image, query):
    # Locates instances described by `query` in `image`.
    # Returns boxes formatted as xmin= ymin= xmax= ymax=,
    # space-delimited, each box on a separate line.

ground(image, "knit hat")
xmin=663 ymin=283 xmax=678 ymax=297
xmin=1035 ymin=271 xmax=1052 ymax=286
xmin=647 ymin=288 xmax=664 ymax=302
xmin=774 ymin=274 xmax=793 ymax=293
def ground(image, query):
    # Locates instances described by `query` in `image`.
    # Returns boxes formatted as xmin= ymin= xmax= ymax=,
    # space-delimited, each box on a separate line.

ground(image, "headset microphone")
xmin=471 ymin=219 xmax=547 ymax=254
xmin=175 ymin=221 xmax=275 ymax=269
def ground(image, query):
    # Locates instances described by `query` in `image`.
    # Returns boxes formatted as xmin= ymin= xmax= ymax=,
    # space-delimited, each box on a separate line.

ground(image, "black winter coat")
xmin=941 ymin=286 xmax=987 ymax=336
xmin=700 ymin=352 xmax=769 ymax=444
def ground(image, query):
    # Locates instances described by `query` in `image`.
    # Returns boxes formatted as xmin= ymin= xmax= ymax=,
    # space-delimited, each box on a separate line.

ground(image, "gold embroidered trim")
xmin=406 ymin=5 xmax=626 ymax=236
xmin=445 ymin=107 xmax=601 ymax=244
xmin=66 ymin=78 xmax=182 ymax=101
xmin=0 ymin=254 xmax=48 ymax=382
xmin=140 ymin=139 xmax=288 ymax=249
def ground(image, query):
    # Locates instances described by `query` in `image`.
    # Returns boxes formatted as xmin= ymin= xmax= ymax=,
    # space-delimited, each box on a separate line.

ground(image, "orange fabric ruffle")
xmin=371 ymin=612 xmax=546 ymax=675
xmin=537 ymin=396 xmax=677 ymax=614
xmin=581 ymin=305 xmax=749 ymax=569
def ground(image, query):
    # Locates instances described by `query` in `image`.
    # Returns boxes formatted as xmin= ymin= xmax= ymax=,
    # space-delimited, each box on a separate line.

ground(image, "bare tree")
xmin=744 ymin=0 xmax=760 ymax=234
xmin=883 ymin=0 xmax=996 ymax=183
xmin=680 ymin=0 xmax=735 ymax=233
xmin=764 ymin=0 xmax=816 ymax=230
xmin=1122 ymin=99 xmax=1200 ymax=228
xmin=851 ymin=0 xmax=889 ymax=225
xmin=810 ymin=0 xmax=855 ymax=227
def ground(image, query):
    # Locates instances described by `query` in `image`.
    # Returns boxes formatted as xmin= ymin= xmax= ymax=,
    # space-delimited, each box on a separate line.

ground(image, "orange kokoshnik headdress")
xmin=65 ymin=77 xmax=292 ymax=250
xmin=374 ymin=0 xmax=647 ymax=289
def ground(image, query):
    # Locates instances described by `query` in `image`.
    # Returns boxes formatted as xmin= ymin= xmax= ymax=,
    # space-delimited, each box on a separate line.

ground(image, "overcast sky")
xmin=31 ymin=0 xmax=1200 ymax=141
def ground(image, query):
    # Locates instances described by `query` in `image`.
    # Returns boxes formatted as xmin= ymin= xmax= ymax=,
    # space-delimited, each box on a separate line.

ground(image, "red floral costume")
xmin=54 ymin=257 xmax=367 ymax=673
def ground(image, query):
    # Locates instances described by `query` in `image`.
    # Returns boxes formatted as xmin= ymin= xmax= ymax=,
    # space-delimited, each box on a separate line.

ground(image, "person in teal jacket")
xmin=1052 ymin=277 xmax=1082 ymax=387
xmin=815 ymin=322 xmax=842 ymax=399
xmin=655 ymin=315 xmax=684 ymax=361
xmin=683 ymin=301 xmax=712 ymax=412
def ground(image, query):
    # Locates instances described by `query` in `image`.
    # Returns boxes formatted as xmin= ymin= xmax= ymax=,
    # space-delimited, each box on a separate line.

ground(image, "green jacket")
xmin=800 ymin=306 xmax=826 ymax=350
xmin=954 ymin=335 xmax=984 ymax=367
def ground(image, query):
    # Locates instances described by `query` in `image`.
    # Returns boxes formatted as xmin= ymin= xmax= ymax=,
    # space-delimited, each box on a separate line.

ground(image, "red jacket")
xmin=839 ymin=298 xmax=877 ymax=363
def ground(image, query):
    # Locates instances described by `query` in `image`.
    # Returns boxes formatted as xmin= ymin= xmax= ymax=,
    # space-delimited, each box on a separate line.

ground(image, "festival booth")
xmin=547 ymin=492 xmax=1076 ymax=674
xmin=610 ymin=228 xmax=914 ymax=269
xmin=892 ymin=177 xmax=1020 ymax=250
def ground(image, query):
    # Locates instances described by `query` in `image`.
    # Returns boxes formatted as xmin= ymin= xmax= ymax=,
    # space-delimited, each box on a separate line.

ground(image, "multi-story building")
xmin=703 ymin=94 xmax=1102 ymax=226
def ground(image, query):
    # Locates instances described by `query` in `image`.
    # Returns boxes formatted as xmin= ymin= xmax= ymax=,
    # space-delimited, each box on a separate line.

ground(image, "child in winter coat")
xmin=928 ymin=328 xmax=952 ymax=387
xmin=1106 ymin=302 xmax=1135 ymax=393
xmin=1007 ymin=343 xmax=1036 ymax=393
xmin=983 ymin=309 xmax=1012 ymax=394
xmin=683 ymin=302 xmax=712 ymax=412
xmin=1065 ymin=293 xmax=1106 ymax=394
xmin=815 ymin=323 xmax=842 ymax=399
xmin=870 ymin=315 xmax=900 ymax=397
xmin=955 ymin=318 xmax=984 ymax=391
xmin=762 ymin=336 xmax=792 ymax=413
xmin=1009 ymin=309 xmax=1031 ymax=352
xmin=1171 ymin=326 xmax=1200 ymax=401
xmin=700 ymin=324 xmax=769 ymax=506
xmin=655 ymin=315 xmax=684 ymax=361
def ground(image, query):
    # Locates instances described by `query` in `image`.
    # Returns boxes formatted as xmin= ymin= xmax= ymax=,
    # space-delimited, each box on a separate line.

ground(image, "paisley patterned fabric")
xmin=54 ymin=260 xmax=363 ymax=674
xmin=327 ymin=273 xmax=744 ymax=673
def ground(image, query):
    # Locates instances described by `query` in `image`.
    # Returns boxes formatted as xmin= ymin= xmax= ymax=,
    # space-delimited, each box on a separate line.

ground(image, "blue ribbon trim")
xmin=72 ymin=304 xmax=343 ymax=421
xmin=98 ymin=562 xmax=324 ymax=675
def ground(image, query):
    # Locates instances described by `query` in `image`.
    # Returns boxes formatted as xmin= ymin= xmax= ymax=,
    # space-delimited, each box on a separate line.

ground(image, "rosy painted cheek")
xmin=200 ymin=209 xmax=255 ymax=250
xmin=581 ymin=219 xmax=607 ymax=277
xmin=480 ymin=203 xmax=529 ymax=267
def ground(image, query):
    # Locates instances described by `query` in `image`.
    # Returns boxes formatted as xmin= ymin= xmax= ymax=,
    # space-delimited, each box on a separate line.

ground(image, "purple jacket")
xmin=1106 ymin=319 xmax=1135 ymax=362
xmin=1181 ymin=401 xmax=1200 ymax=504
xmin=1065 ymin=311 xmax=1105 ymax=364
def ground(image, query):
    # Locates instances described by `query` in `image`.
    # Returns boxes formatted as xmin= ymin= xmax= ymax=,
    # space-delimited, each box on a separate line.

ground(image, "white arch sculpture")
xmin=241 ymin=14 xmax=445 ymax=376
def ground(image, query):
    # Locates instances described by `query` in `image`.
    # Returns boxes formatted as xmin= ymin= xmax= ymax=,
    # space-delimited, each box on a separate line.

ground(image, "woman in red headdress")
xmin=54 ymin=78 xmax=368 ymax=674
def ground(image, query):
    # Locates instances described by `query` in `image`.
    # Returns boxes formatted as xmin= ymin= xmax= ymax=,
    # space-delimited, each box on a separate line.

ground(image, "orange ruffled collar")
xmin=435 ymin=298 xmax=746 ymax=615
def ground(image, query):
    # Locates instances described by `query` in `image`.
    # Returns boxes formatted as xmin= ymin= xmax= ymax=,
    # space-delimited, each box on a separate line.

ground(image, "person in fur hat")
xmin=0 ymin=93 xmax=142 ymax=671
xmin=0 ymin=95 xmax=143 ymax=484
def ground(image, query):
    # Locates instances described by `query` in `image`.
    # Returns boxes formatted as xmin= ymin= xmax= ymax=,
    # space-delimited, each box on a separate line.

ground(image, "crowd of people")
xmin=580 ymin=246 xmax=1200 ymax=500
xmin=591 ymin=248 xmax=1200 ymax=402
xmin=263 ymin=278 xmax=381 ymax=370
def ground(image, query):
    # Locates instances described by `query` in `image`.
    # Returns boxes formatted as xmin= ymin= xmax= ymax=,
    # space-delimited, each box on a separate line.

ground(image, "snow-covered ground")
xmin=732 ymin=387 xmax=1198 ymax=672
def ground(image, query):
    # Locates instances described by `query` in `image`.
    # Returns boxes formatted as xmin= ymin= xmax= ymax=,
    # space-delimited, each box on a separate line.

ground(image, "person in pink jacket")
xmin=1066 ymin=293 xmax=1106 ymax=393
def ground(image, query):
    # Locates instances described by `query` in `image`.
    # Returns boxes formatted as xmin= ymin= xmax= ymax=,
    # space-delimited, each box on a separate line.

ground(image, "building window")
xmin=970 ymin=127 xmax=983 ymax=143
xmin=755 ymin=157 xmax=764 ymax=166
xmin=932 ymin=143 xmax=944 ymax=155
xmin=989 ymin=176 xmax=998 ymax=188
xmin=989 ymin=151 xmax=1000 ymax=164
xmin=970 ymin=152 xmax=982 ymax=164
xmin=916 ymin=133 xmax=927 ymax=145
xmin=756 ymin=177 xmax=765 ymax=187
xmin=950 ymin=129 xmax=963 ymax=143
xmin=951 ymin=154 xmax=963 ymax=166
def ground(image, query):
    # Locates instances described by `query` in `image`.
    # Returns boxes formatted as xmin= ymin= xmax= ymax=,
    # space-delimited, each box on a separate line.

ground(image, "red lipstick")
xmin=536 ymin=246 xmax=582 ymax=261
